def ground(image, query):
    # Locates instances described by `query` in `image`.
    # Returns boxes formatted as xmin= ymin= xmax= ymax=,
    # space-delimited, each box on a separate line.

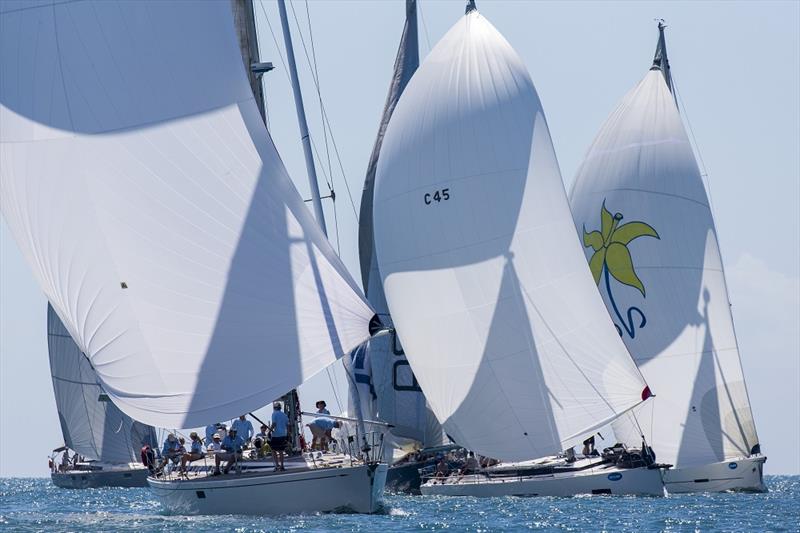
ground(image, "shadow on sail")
xmin=445 ymin=254 xmax=561 ymax=458
xmin=678 ymin=288 xmax=724 ymax=464
xmin=186 ymin=154 xmax=303 ymax=423
xmin=1 ymin=1 xmax=374 ymax=429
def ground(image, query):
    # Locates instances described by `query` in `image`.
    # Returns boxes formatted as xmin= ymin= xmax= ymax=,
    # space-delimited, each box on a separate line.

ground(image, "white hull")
xmin=148 ymin=462 xmax=387 ymax=515
xmin=663 ymin=456 xmax=767 ymax=493
xmin=421 ymin=465 xmax=665 ymax=497
xmin=51 ymin=464 xmax=149 ymax=489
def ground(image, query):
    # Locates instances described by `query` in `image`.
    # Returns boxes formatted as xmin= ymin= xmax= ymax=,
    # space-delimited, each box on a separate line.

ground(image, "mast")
xmin=231 ymin=0 xmax=269 ymax=121
xmin=276 ymin=0 xmax=370 ymax=456
xmin=232 ymin=0 xmax=306 ymax=453
xmin=277 ymin=0 xmax=327 ymax=235
xmin=650 ymin=20 xmax=675 ymax=101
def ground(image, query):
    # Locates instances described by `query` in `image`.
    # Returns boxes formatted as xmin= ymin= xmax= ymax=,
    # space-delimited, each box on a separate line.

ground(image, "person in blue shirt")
xmin=205 ymin=423 xmax=220 ymax=445
xmin=214 ymin=428 xmax=245 ymax=475
xmin=307 ymin=417 xmax=340 ymax=451
xmin=269 ymin=402 xmax=289 ymax=471
xmin=232 ymin=415 xmax=254 ymax=443
xmin=179 ymin=432 xmax=205 ymax=477
xmin=156 ymin=433 xmax=182 ymax=473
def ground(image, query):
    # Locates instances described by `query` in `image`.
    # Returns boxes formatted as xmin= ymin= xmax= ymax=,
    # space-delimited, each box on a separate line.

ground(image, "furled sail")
xmin=372 ymin=9 xmax=650 ymax=462
xmin=354 ymin=0 xmax=444 ymax=450
xmin=0 ymin=1 xmax=374 ymax=428
xmin=48 ymin=304 xmax=157 ymax=464
xmin=569 ymin=28 xmax=760 ymax=468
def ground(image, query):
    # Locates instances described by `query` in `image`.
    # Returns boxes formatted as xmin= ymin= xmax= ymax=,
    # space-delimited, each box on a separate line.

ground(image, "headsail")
xmin=0 ymin=1 xmax=374 ymax=428
xmin=373 ymin=9 xmax=650 ymax=462
xmin=48 ymin=304 xmax=157 ymax=463
xmin=355 ymin=0 xmax=444 ymax=450
xmin=569 ymin=26 xmax=760 ymax=467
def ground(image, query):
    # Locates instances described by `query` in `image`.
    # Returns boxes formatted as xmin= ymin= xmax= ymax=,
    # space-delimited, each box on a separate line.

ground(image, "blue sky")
xmin=1 ymin=0 xmax=798 ymax=476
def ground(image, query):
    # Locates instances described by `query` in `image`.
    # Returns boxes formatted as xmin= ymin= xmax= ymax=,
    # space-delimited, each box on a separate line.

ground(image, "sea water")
xmin=1 ymin=476 xmax=797 ymax=532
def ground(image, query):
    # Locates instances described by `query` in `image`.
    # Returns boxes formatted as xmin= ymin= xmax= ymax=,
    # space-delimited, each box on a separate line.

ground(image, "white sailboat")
xmin=354 ymin=0 xmax=453 ymax=494
xmin=0 ymin=0 xmax=385 ymax=514
xmin=47 ymin=304 xmax=158 ymax=489
xmin=371 ymin=2 xmax=665 ymax=497
xmin=568 ymin=22 xmax=766 ymax=493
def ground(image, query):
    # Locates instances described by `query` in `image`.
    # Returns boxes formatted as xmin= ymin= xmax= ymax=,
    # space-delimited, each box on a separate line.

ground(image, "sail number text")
xmin=424 ymin=188 xmax=450 ymax=205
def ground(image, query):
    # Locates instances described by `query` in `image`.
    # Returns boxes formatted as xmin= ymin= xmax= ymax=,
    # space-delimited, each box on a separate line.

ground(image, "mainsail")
xmin=0 ymin=1 xmax=374 ymax=428
xmin=372 ymin=8 xmax=651 ymax=462
xmin=354 ymin=0 xmax=444 ymax=450
xmin=568 ymin=26 xmax=760 ymax=467
xmin=48 ymin=304 xmax=157 ymax=464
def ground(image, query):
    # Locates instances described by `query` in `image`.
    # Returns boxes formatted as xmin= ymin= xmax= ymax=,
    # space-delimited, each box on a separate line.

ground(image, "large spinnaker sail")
xmin=0 ymin=1 xmax=374 ymax=428
xmin=354 ymin=0 xmax=444 ymax=450
xmin=569 ymin=64 xmax=760 ymax=467
xmin=48 ymin=304 xmax=157 ymax=464
xmin=373 ymin=10 xmax=650 ymax=462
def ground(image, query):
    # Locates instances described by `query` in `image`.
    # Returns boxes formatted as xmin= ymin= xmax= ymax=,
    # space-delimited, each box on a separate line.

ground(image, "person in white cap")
xmin=208 ymin=433 xmax=223 ymax=453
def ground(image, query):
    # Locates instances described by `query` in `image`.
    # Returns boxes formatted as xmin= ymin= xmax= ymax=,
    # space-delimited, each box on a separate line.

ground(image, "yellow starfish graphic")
xmin=583 ymin=202 xmax=659 ymax=297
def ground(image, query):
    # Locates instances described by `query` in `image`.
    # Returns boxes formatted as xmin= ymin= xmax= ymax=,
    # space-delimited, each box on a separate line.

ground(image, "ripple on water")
xmin=0 ymin=476 xmax=798 ymax=532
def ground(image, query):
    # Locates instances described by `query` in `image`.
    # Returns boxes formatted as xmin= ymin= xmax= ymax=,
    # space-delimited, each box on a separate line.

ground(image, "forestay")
xmin=48 ymin=304 xmax=157 ymax=464
xmin=569 ymin=53 xmax=759 ymax=467
xmin=373 ymin=9 xmax=650 ymax=462
xmin=0 ymin=1 xmax=374 ymax=428
xmin=354 ymin=0 xmax=444 ymax=451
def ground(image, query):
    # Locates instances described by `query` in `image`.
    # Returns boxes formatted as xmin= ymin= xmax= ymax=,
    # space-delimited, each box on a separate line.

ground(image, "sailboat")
xmin=354 ymin=0 xmax=456 ymax=494
xmin=568 ymin=22 xmax=766 ymax=493
xmin=371 ymin=2 xmax=665 ymax=497
xmin=47 ymin=304 xmax=158 ymax=489
xmin=0 ymin=0 xmax=385 ymax=514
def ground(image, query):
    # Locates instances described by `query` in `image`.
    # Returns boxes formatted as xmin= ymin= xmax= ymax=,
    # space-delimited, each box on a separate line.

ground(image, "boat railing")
xmin=151 ymin=440 xmax=383 ymax=482
xmin=335 ymin=430 xmax=386 ymax=465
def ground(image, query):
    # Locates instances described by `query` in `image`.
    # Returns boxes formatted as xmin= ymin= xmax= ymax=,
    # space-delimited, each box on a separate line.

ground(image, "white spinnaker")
xmin=355 ymin=0 xmax=444 ymax=450
xmin=48 ymin=304 xmax=157 ymax=464
xmin=0 ymin=1 xmax=373 ymax=428
xmin=569 ymin=70 xmax=759 ymax=467
xmin=373 ymin=11 xmax=650 ymax=462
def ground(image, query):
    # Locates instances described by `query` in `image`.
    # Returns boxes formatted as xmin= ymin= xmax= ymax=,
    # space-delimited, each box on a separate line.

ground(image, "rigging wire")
xmin=284 ymin=0 xmax=360 ymax=223
xmin=303 ymin=0 xmax=334 ymax=185
xmin=290 ymin=0 xmax=342 ymax=254
xmin=418 ymin=0 xmax=433 ymax=53
xmin=259 ymin=0 xmax=342 ymax=251
xmin=672 ymin=77 xmax=716 ymax=214
xmin=327 ymin=365 xmax=345 ymax=415
xmin=259 ymin=0 xmax=350 ymax=401
xmin=289 ymin=0 xmax=344 ymax=390
xmin=258 ymin=1 xmax=290 ymax=75
xmin=671 ymin=69 xmax=756 ymax=425
xmin=289 ymin=0 xmax=333 ymax=194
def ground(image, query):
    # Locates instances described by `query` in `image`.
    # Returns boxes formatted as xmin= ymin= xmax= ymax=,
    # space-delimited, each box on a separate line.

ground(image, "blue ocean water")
xmin=1 ymin=476 xmax=798 ymax=532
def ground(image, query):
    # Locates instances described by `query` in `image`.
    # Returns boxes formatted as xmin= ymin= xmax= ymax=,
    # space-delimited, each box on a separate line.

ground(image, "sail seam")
xmin=572 ymin=187 xmax=710 ymax=209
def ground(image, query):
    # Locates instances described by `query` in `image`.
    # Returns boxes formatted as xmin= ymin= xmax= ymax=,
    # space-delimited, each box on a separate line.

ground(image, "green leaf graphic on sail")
xmin=583 ymin=202 xmax=659 ymax=338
